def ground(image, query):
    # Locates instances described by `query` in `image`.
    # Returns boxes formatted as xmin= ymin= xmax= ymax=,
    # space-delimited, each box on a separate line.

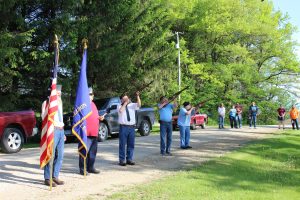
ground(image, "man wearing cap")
xmin=79 ymin=87 xmax=104 ymax=175
xmin=178 ymin=102 xmax=194 ymax=149
xmin=118 ymin=92 xmax=141 ymax=166
xmin=158 ymin=96 xmax=177 ymax=156
xmin=43 ymin=85 xmax=65 ymax=186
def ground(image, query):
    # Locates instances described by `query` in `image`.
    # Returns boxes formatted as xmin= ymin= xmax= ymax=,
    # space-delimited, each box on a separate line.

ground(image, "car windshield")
xmin=94 ymin=98 xmax=110 ymax=110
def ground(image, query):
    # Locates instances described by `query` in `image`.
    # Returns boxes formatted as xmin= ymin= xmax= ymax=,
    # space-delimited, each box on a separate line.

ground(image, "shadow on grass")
xmin=186 ymin=135 xmax=300 ymax=192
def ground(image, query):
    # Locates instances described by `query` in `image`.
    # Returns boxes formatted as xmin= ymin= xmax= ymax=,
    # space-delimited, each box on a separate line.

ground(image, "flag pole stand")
xmin=84 ymin=157 xmax=87 ymax=177
xmin=49 ymin=144 xmax=55 ymax=191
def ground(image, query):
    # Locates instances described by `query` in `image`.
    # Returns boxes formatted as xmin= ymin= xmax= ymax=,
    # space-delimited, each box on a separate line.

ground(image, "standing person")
xmin=229 ymin=105 xmax=237 ymax=129
xmin=235 ymin=103 xmax=243 ymax=128
xmin=289 ymin=105 xmax=299 ymax=130
xmin=277 ymin=104 xmax=286 ymax=129
xmin=118 ymin=92 xmax=141 ymax=166
xmin=43 ymin=85 xmax=65 ymax=186
xmin=178 ymin=102 xmax=194 ymax=149
xmin=158 ymin=96 xmax=177 ymax=156
xmin=218 ymin=103 xmax=225 ymax=129
xmin=249 ymin=102 xmax=259 ymax=129
xmin=79 ymin=88 xmax=104 ymax=175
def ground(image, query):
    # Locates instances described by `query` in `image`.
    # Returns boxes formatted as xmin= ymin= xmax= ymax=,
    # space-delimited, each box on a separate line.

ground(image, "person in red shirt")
xmin=79 ymin=87 xmax=104 ymax=175
xmin=277 ymin=104 xmax=286 ymax=129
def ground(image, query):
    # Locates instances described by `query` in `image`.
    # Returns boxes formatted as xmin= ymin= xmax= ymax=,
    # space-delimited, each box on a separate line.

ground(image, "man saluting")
xmin=118 ymin=92 xmax=141 ymax=166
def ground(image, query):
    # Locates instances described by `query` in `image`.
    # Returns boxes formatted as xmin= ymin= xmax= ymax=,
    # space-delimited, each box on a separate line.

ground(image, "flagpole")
xmin=49 ymin=34 xmax=59 ymax=190
xmin=82 ymin=38 xmax=88 ymax=178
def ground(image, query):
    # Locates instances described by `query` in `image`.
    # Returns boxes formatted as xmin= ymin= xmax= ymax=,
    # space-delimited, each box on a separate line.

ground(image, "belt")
xmin=159 ymin=120 xmax=172 ymax=124
xmin=120 ymin=124 xmax=135 ymax=128
xmin=54 ymin=126 xmax=64 ymax=130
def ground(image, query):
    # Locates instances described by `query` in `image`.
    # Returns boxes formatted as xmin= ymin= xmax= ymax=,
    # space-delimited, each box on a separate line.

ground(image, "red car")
xmin=0 ymin=110 xmax=37 ymax=153
xmin=172 ymin=110 xmax=208 ymax=130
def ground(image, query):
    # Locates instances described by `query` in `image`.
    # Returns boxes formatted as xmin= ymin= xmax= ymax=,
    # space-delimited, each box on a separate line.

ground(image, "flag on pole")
xmin=72 ymin=44 xmax=92 ymax=159
xmin=40 ymin=39 xmax=59 ymax=169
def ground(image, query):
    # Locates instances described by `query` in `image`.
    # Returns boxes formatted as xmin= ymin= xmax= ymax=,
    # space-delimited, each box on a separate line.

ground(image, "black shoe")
xmin=126 ymin=160 xmax=135 ymax=165
xmin=180 ymin=146 xmax=187 ymax=149
xmin=79 ymin=171 xmax=89 ymax=176
xmin=44 ymin=179 xmax=57 ymax=187
xmin=119 ymin=162 xmax=126 ymax=166
xmin=186 ymin=146 xmax=192 ymax=149
xmin=88 ymin=168 xmax=100 ymax=174
xmin=166 ymin=152 xmax=172 ymax=156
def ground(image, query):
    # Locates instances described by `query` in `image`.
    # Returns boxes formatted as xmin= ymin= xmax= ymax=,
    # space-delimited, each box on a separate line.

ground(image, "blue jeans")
xmin=119 ymin=125 xmax=135 ymax=162
xmin=160 ymin=121 xmax=172 ymax=154
xmin=79 ymin=136 xmax=98 ymax=173
xmin=179 ymin=125 xmax=190 ymax=148
xmin=237 ymin=114 xmax=242 ymax=128
xmin=218 ymin=116 xmax=224 ymax=128
xmin=249 ymin=115 xmax=257 ymax=127
xmin=44 ymin=128 xmax=64 ymax=180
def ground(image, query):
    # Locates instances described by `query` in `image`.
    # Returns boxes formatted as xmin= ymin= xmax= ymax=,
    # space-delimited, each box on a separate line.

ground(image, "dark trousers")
xmin=119 ymin=125 xmax=135 ymax=162
xmin=291 ymin=119 xmax=299 ymax=130
xmin=159 ymin=121 xmax=172 ymax=154
xmin=229 ymin=116 xmax=237 ymax=128
xmin=79 ymin=136 xmax=98 ymax=173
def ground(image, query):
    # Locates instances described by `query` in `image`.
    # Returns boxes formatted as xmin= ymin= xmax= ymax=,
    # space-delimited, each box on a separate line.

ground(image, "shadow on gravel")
xmin=0 ymin=161 xmax=44 ymax=188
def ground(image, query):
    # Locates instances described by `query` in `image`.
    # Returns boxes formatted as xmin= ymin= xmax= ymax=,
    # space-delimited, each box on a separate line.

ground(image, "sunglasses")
xmin=89 ymin=93 xmax=94 ymax=96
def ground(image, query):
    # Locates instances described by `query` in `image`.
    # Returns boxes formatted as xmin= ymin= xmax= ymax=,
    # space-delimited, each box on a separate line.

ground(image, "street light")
xmin=175 ymin=31 xmax=183 ymax=103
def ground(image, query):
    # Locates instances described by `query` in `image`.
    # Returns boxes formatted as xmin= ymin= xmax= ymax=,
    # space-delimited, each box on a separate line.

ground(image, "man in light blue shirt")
xmin=178 ymin=102 xmax=194 ymax=149
xmin=158 ymin=96 xmax=177 ymax=156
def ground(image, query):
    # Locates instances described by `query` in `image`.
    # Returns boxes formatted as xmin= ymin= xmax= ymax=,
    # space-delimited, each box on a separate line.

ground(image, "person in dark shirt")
xmin=277 ymin=104 xmax=286 ymax=129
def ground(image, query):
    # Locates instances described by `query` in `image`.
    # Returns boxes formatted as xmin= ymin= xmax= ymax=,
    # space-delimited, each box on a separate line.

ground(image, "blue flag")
xmin=72 ymin=49 xmax=92 ymax=158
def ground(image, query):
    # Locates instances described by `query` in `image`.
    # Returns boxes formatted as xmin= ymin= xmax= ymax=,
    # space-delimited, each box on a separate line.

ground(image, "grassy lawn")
xmin=107 ymin=130 xmax=300 ymax=200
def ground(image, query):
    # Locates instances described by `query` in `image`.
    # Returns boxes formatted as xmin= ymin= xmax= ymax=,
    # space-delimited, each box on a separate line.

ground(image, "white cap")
xmin=56 ymin=85 xmax=62 ymax=92
xmin=88 ymin=87 xmax=93 ymax=94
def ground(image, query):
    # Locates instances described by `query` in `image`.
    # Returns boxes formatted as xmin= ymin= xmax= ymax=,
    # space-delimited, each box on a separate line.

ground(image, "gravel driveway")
xmin=0 ymin=126 xmax=278 ymax=200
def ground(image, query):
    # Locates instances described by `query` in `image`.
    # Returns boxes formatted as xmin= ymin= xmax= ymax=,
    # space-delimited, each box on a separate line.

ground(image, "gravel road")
xmin=0 ymin=126 xmax=278 ymax=200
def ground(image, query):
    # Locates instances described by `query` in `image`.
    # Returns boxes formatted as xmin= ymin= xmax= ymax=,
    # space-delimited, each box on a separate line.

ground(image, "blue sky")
xmin=272 ymin=0 xmax=300 ymax=59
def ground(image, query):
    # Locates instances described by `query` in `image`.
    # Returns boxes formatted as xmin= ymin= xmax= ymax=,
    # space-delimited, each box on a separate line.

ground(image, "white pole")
xmin=176 ymin=32 xmax=181 ymax=104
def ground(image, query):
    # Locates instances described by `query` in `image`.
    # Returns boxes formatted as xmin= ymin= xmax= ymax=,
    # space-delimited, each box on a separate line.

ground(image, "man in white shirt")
xmin=117 ymin=92 xmax=141 ymax=166
xmin=218 ymin=103 xmax=225 ymax=129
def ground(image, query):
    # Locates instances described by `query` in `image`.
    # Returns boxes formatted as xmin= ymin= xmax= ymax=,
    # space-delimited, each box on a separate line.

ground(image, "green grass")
xmin=151 ymin=124 xmax=160 ymax=134
xmin=107 ymin=130 xmax=300 ymax=200
xmin=23 ymin=143 xmax=39 ymax=148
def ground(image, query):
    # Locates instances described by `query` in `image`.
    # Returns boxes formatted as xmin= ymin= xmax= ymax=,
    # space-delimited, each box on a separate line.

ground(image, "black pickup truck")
xmin=64 ymin=97 xmax=155 ymax=142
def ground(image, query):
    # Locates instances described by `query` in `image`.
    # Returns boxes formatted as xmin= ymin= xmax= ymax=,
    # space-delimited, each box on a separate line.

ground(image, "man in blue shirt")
xmin=249 ymin=102 xmax=259 ymax=129
xmin=158 ymin=96 xmax=177 ymax=156
xmin=178 ymin=102 xmax=194 ymax=149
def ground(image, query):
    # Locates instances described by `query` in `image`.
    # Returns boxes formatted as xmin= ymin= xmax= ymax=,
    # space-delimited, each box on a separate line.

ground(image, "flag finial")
xmin=82 ymin=38 xmax=88 ymax=49
xmin=54 ymin=34 xmax=59 ymax=47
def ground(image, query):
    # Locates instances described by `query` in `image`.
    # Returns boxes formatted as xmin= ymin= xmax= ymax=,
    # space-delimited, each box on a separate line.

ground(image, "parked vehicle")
xmin=172 ymin=109 xmax=208 ymax=130
xmin=64 ymin=97 xmax=155 ymax=142
xmin=0 ymin=110 xmax=37 ymax=153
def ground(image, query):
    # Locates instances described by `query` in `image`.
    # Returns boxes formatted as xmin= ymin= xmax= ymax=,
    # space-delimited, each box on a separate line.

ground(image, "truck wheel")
xmin=1 ymin=128 xmax=24 ymax=153
xmin=139 ymin=120 xmax=151 ymax=136
xmin=200 ymin=122 xmax=206 ymax=129
xmin=191 ymin=121 xmax=197 ymax=130
xmin=98 ymin=122 xmax=108 ymax=142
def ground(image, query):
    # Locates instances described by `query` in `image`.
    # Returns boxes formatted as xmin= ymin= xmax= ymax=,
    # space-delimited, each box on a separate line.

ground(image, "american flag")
xmin=40 ymin=40 xmax=59 ymax=168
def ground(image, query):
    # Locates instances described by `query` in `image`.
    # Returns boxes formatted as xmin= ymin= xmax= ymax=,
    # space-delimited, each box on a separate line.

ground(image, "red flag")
xmin=40 ymin=78 xmax=58 ymax=168
xmin=40 ymin=37 xmax=59 ymax=168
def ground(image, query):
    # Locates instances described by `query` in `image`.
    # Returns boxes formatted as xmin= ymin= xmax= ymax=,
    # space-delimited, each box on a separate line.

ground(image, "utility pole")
xmin=175 ymin=31 xmax=183 ymax=103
